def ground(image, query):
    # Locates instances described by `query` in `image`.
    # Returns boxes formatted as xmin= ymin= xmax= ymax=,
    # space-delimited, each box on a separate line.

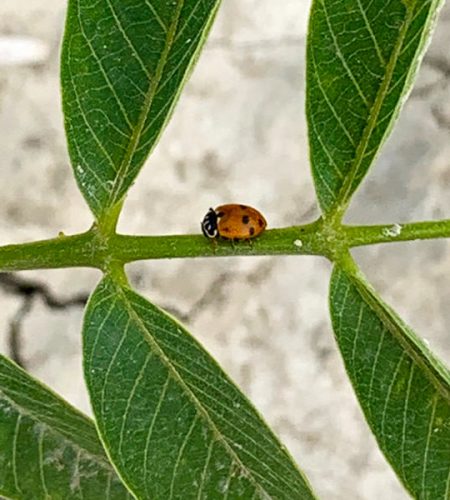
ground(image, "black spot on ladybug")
xmin=239 ymin=204 xmax=247 ymax=209
xmin=258 ymin=218 xmax=264 ymax=227
xmin=249 ymin=227 xmax=255 ymax=236
xmin=217 ymin=211 xmax=225 ymax=217
xmin=223 ymin=227 xmax=230 ymax=232
xmin=242 ymin=215 xmax=250 ymax=224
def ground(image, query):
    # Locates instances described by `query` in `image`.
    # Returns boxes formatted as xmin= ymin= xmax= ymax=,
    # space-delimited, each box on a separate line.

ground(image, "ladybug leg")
xmin=210 ymin=238 xmax=218 ymax=255
xmin=230 ymin=238 xmax=236 ymax=250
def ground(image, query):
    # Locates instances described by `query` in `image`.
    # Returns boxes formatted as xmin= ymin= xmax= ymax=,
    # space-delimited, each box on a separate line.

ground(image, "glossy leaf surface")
xmin=83 ymin=276 xmax=316 ymax=499
xmin=61 ymin=0 xmax=221 ymax=217
xmin=306 ymin=0 xmax=444 ymax=214
xmin=330 ymin=265 xmax=450 ymax=498
xmin=0 ymin=354 xmax=131 ymax=499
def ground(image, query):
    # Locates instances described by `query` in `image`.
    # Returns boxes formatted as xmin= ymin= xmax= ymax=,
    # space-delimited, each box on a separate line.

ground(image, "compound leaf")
xmin=83 ymin=276 xmax=316 ymax=499
xmin=306 ymin=0 xmax=444 ymax=215
xmin=61 ymin=0 xmax=221 ymax=218
xmin=330 ymin=263 xmax=450 ymax=498
xmin=0 ymin=354 xmax=131 ymax=499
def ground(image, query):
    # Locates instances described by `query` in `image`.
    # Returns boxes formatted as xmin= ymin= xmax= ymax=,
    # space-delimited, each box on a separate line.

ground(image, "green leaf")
xmin=0 ymin=354 xmax=131 ymax=500
xmin=61 ymin=0 xmax=221 ymax=218
xmin=83 ymin=276 xmax=316 ymax=499
xmin=330 ymin=262 xmax=450 ymax=498
xmin=306 ymin=0 xmax=444 ymax=215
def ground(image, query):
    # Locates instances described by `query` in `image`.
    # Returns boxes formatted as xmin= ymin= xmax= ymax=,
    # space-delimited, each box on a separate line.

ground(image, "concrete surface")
xmin=1 ymin=1 xmax=450 ymax=499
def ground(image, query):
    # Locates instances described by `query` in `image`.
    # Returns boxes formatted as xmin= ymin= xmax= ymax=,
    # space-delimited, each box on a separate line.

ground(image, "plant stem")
xmin=344 ymin=219 xmax=450 ymax=247
xmin=111 ymin=221 xmax=326 ymax=262
xmin=0 ymin=222 xmax=326 ymax=271
xmin=0 ymin=231 xmax=100 ymax=271
xmin=1 ymin=218 xmax=450 ymax=272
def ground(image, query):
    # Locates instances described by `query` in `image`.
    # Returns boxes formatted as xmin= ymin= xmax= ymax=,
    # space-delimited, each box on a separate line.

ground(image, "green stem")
xmin=111 ymin=221 xmax=325 ymax=263
xmin=0 ymin=231 xmax=100 ymax=271
xmin=1 ymin=218 xmax=450 ymax=272
xmin=344 ymin=219 xmax=450 ymax=247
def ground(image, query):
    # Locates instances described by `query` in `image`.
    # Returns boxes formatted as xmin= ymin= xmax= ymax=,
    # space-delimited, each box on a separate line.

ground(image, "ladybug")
xmin=201 ymin=204 xmax=267 ymax=240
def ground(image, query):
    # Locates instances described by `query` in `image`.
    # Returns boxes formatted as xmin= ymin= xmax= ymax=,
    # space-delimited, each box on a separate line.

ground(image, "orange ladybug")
xmin=201 ymin=204 xmax=267 ymax=240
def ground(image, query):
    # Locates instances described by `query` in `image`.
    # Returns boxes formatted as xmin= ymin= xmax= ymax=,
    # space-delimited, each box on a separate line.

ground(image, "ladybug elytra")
xmin=201 ymin=204 xmax=267 ymax=240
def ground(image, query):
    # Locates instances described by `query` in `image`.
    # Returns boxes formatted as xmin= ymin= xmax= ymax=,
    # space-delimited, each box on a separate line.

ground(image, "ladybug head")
xmin=201 ymin=208 xmax=218 ymax=238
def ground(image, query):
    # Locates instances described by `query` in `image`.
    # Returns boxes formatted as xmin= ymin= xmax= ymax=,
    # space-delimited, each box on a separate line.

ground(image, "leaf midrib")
xmin=332 ymin=264 xmax=450 ymax=499
xmin=106 ymin=0 xmax=186 ymax=212
xmin=340 ymin=258 xmax=450 ymax=404
xmin=111 ymin=280 xmax=306 ymax=499
xmin=331 ymin=1 xmax=415 ymax=216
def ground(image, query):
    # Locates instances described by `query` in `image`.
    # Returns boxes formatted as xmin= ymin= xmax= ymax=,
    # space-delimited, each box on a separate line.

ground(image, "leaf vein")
xmin=144 ymin=0 xmax=168 ymax=33
xmin=355 ymin=0 xmax=386 ymax=66
xmin=12 ymin=414 xmax=22 ymax=495
xmin=104 ymin=0 xmax=152 ymax=79
xmin=400 ymin=362 xmax=415 ymax=482
xmin=76 ymin=1 xmax=134 ymax=130
xmin=168 ymin=414 xmax=199 ymax=499
xmin=320 ymin=0 xmax=370 ymax=107
xmin=421 ymin=395 xmax=438 ymax=494
xmin=143 ymin=373 xmax=171 ymax=498
xmin=107 ymin=0 xmax=186 ymax=209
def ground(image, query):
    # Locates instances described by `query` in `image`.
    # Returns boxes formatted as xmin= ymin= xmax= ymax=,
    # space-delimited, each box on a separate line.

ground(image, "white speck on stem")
xmin=293 ymin=239 xmax=303 ymax=248
xmin=382 ymin=223 xmax=402 ymax=238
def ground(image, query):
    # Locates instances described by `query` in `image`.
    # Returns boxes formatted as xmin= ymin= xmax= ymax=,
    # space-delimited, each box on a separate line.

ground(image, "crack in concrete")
xmin=0 ymin=274 xmax=88 ymax=309
xmin=9 ymin=295 xmax=33 ymax=367
xmin=0 ymin=261 xmax=276 ymax=369
xmin=0 ymin=273 xmax=88 ymax=368
xmin=159 ymin=271 xmax=231 ymax=324
xmin=160 ymin=260 xmax=276 ymax=325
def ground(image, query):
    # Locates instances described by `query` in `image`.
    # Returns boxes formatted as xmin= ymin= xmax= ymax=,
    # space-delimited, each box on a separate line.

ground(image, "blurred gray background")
xmin=1 ymin=1 xmax=450 ymax=498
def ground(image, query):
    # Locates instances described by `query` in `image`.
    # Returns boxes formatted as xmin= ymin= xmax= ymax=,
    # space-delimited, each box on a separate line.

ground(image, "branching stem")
xmin=1 ymin=217 xmax=450 ymax=272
